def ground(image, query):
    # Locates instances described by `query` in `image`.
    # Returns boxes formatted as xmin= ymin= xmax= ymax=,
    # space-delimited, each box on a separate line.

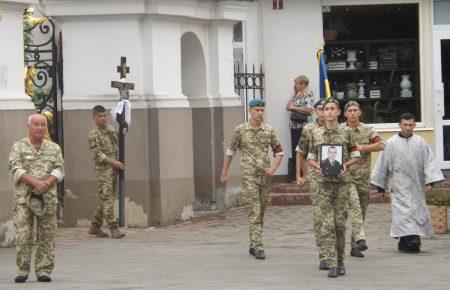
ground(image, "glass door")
xmin=434 ymin=29 xmax=450 ymax=168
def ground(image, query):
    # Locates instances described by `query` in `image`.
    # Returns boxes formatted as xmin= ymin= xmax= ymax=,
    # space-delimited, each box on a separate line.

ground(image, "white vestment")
xmin=371 ymin=134 xmax=444 ymax=237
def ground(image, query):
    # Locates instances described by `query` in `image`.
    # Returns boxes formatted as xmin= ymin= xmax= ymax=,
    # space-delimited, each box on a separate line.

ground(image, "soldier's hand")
xmin=123 ymin=128 xmax=128 ymax=135
xmin=220 ymin=174 xmax=228 ymax=185
xmin=425 ymin=185 xmax=433 ymax=192
xmin=113 ymin=160 xmax=125 ymax=170
xmin=33 ymin=180 xmax=49 ymax=194
xmin=265 ymin=167 xmax=275 ymax=177
xmin=314 ymin=165 xmax=323 ymax=176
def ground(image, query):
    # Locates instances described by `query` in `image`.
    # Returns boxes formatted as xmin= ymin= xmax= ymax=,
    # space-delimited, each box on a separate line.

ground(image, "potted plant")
xmin=426 ymin=189 xmax=450 ymax=234
xmin=365 ymin=100 xmax=399 ymax=123
xmin=332 ymin=82 xmax=345 ymax=100
xmin=396 ymin=45 xmax=415 ymax=68
xmin=346 ymin=82 xmax=358 ymax=99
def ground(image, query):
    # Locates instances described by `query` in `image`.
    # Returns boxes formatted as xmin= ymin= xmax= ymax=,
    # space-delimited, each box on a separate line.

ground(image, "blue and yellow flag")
xmin=317 ymin=49 xmax=331 ymax=99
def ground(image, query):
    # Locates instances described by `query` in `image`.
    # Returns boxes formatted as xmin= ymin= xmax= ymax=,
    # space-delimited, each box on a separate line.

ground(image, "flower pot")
xmin=428 ymin=205 xmax=448 ymax=234
xmin=336 ymin=92 xmax=345 ymax=100
xmin=346 ymin=90 xmax=357 ymax=99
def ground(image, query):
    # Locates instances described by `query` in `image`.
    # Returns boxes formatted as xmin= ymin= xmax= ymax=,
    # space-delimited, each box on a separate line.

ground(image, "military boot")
xmin=88 ymin=222 xmax=109 ymax=237
xmin=110 ymin=222 xmax=125 ymax=239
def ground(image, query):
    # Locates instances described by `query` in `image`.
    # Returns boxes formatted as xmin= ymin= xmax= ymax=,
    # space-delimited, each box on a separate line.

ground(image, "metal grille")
xmin=234 ymin=63 xmax=264 ymax=120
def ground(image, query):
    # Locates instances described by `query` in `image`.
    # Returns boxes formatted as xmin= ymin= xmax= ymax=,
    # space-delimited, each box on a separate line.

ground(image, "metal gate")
xmin=234 ymin=63 xmax=264 ymax=120
xmin=24 ymin=9 xmax=64 ymax=146
xmin=24 ymin=9 xmax=64 ymax=200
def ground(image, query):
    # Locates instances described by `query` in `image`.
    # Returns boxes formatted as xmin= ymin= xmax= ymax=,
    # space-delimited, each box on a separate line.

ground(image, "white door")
xmin=434 ymin=28 xmax=450 ymax=169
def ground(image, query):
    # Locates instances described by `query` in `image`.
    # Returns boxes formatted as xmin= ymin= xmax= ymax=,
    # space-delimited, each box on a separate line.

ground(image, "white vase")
xmin=400 ymin=75 xmax=412 ymax=98
xmin=358 ymin=82 xmax=365 ymax=99
xmin=346 ymin=50 xmax=357 ymax=70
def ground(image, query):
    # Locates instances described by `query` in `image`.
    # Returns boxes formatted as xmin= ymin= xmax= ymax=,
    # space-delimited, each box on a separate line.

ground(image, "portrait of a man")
xmin=321 ymin=145 xmax=343 ymax=176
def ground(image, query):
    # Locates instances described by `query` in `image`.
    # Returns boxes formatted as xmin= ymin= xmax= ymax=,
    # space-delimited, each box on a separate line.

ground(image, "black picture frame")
xmin=321 ymin=144 xmax=343 ymax=177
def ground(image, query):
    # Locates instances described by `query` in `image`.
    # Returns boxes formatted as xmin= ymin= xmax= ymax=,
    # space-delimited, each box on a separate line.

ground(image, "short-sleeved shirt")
xmin=8 ymin=138 xmax=65 ymax=205
xmin=288 ymin=90 xmax=314 ymax=129
xmin=226 ymin=122 xmax=284 ymax=176
xmin=88 ymin=124 xmax=119 ymax=177
xmin=339 ymin=122 xmax=382 ymax=184
xmin=308 ymin=124 xmax=360 ymax=183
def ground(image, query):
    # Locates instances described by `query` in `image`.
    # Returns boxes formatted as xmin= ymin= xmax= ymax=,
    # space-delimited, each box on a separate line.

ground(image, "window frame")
xmin=322 ymin=0 xmax=428 ymax=130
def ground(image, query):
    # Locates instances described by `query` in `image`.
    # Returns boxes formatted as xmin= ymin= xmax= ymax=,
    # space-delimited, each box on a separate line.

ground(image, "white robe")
xmin=371 ymin=134 xmax=444 ymax=237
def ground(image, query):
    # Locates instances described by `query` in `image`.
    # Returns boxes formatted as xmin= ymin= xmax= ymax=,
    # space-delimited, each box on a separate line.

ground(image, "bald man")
xmin=8 ymin=114 xmax=65 ymax=283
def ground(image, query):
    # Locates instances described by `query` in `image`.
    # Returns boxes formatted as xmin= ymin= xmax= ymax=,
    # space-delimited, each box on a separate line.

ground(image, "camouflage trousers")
xmin=92 ymin=173 xmax=117 ymax=229
xmin=13 ymin=203 xmax=57 ymax=277
xmin=242 ymin=174 xmax=270 ymax=251
xmin=350 ymin=181 xmax=371 ymax=247
xmin=309 ymin=176 xmax=327 ymax=260
xmin=316 ymin=181 xmax=349 ymax=267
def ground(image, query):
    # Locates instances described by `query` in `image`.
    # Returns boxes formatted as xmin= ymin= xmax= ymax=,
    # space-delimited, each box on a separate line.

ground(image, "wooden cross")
xmin=111 ymin=57 xmax=135 ymax=90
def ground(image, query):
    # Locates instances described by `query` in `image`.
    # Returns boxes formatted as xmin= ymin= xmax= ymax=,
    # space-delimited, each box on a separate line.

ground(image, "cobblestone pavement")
xmin=1 ymin=204 xmax=449 ymax=290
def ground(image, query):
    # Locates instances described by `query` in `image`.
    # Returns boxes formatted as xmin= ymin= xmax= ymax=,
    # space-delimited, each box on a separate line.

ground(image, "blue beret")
xmin=248 ymin=98 xmax=265 ymax=107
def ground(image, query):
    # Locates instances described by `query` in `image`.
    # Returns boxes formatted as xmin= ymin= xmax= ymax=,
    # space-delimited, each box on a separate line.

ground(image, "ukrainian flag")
xmin=317 ymin=49 xmax=331 ymax=99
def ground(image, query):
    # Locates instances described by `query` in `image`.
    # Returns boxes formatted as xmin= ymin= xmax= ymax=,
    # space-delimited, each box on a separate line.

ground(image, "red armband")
xmin=273 ymin=145 xmax=283 ymax=153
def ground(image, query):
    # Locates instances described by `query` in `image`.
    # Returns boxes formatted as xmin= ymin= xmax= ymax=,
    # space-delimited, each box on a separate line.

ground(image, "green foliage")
xmin=426 ymin=190 xmax=450 ymax=206
xmin=346 ymin=82 xmax=358 ymax=91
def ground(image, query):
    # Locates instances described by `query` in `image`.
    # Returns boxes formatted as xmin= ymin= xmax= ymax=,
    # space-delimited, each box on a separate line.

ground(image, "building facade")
xmin=1 ymin=0 xmax=449 ymax=227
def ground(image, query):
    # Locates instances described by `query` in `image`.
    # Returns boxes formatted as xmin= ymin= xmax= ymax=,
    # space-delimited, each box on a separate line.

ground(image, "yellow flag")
xmin=0 ymin=9 xmax=3 ymax=21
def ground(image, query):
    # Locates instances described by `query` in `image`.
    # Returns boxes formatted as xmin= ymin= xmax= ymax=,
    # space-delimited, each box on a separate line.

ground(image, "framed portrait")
xmin=321 ymin=144 xmax=343 ymax=176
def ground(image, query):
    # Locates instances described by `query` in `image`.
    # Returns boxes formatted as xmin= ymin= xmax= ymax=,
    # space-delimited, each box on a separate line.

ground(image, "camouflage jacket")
xmin=226 ymin=121 xmax=284 ymax=176
xmin=339 ymin=122 xmax=382 ymax=184
xmin=8 ymin=138 xmax=64 ymax=205
xmin=308 ymin=124 xmax=360 ymax=183
xmin=297 ymin=119 xmax=322 ymax=156
xmin=88 ymin=124 xmax=119 ymax=177
xmin=297 ymin=119 xmax=322 ymax=179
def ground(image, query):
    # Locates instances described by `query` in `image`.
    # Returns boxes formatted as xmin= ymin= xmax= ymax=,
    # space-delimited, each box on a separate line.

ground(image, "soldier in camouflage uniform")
xmin=220 ymin=98 xmax=284 ymax=260
xmin=8 ymin=114 xmax=64 ymax=283
xmin=341 ymin=101 xmax=384 ymax=258
xmin=307 ymin=98 xmax=361 ymax=278
xmin=296 ymin=99 xmax=328 ymax=269
xmin=87 ymin=105 xmax=125 ymax=239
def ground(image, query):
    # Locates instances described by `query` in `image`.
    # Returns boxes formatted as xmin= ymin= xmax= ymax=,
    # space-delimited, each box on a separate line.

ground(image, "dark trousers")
xmin=288 ymin=127 xmax=303 ymax=181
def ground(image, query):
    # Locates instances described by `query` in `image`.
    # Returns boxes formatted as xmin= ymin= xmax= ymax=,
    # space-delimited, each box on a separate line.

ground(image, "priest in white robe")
xmin=371 ymin=113 xmax=444 ymax=252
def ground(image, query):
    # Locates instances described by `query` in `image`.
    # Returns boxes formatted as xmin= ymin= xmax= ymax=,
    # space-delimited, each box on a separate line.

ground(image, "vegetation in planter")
xmin=426 ymin=189 xmax=450 ymax=206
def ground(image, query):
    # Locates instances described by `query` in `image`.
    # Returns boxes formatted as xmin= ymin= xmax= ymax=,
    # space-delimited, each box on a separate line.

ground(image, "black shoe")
xmin=14 ymin=276 xmax=27 ymax=283
xmin=319 ymin=259 xmax=329 ymax=270
xmin=328 ymin=267 xmax=338 ymax=278
xmin=409 ymin=235 xmax=420 ymax=253
xmin=37 ymin=275 xmax=52 ymax=282
xmin=350 ymin=247 xmax=365 ymax=258
xmin=355 ymin=239 xmax=368 ymax=251
xmin=398 ymin=237 xmax=408 ymax=252
xmin=337 ymin=261 xmax=345 ymax=276
xmin=249 ymin=247 xmax=256 ymax=256
xmin=255 ymin=249 xmax=265 ymax=260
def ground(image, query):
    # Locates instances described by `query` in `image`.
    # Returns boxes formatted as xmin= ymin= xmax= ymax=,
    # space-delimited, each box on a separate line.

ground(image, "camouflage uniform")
xmin=308 ymin=125 xmax=360 ymax=267
xmin=88 ymin=124 xmax=119 ymax=229
xmin=340 ymin=122 xmax=382 ymax=247
xmin=8 ymin=138 xmax=64 ymax=277
xmin=297 ymin=120 xmax=325 ymax=260
xmin=226 ymin=122 xmax=284 ymax=251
